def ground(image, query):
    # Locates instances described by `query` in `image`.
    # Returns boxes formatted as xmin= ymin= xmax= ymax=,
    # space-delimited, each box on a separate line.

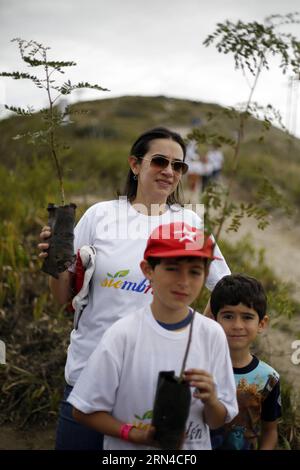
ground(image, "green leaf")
xmin=114 ymin=270 xmax=130 ymax=278
xmin=5 ymin=104 xmax=35 ymax=116
xmin=59 ymin=80 xmax=110 ymax=95
xmin=142 ymin=410 xmax=153 ymax=420
xmin=22 ymin=55 xmax=77 ymax=69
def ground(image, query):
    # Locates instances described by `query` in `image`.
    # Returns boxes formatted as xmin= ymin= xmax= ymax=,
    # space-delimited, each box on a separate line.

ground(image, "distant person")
xmin=191 ymin=117 xmax=203 ymax=128
xmin=68 ymin=222 xmax=238 ymax=450
xmin=210 ymin=274 xmax=282 ymax=450
xmin=185 ymin=139 xmax=213 ymax=203
xmin=185 ymin=139 xmax=201 ymax=201
xmin=57 ymin=98 xmax=71 ymax=124
xmin=202 ymin=144 xmax=224 ymax=190
xmin=38 ymin=127 xmax=231 ymax=450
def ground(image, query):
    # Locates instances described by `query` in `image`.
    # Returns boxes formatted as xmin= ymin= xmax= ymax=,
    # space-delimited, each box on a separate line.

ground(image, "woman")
xmin=38 ymin=127 xmax=230 ymax=450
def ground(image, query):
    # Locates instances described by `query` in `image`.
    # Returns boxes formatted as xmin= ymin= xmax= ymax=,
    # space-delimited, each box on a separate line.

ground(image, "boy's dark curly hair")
xmin=210 ymin=273 xmax=267 ymax=320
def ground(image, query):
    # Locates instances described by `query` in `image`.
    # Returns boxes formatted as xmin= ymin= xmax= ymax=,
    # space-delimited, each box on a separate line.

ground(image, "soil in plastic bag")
xmin=152 ymin=370 xmax=191 ymax=449
xmin=42 ymin=203 xmax=76 ymax=279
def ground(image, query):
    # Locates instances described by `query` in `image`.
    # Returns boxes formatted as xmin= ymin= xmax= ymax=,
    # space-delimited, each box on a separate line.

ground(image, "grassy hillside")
xmin=1 ymin=95 xmax=300 ymax=209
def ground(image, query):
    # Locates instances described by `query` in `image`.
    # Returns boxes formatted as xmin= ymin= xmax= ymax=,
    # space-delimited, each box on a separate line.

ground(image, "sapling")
xmin=185 ymin=12 xmax=300 ymax=309
xmin=0 ymin=38 xmax=109 ymax=278
xmin=190 ymin=12 xmax=300 ymax=241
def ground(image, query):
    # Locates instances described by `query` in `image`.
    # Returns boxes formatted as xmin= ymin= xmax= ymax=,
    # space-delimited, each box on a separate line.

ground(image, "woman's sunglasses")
xmin=139 ymin=154 xmax=189 ymax=175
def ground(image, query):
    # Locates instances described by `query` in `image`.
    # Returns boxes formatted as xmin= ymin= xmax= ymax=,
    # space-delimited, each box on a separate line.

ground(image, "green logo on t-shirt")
xmin=101 ymin=270 xmax=152 ymax=294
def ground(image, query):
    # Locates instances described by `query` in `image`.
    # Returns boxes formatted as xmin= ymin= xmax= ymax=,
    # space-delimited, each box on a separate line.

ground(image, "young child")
xmin=210 ymin=274 xmax=282 ymax=450
xmin=67 ymin=222 xmax=238 ymax=450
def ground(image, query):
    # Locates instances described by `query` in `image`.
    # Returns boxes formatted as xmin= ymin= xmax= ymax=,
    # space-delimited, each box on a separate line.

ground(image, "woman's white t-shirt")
xmin=65 ymin=199 xmax=230 ymax=386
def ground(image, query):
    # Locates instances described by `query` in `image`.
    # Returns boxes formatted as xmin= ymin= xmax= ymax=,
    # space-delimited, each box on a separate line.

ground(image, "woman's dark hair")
xmin=210 ymin=274 xmax=267 ymax=321
xmin=123 ymin=127 xmax=186 ymax=206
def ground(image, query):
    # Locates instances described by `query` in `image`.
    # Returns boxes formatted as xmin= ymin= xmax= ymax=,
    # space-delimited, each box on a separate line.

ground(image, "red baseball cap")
xmin=144 ymin=222 xmax=221 ymax=260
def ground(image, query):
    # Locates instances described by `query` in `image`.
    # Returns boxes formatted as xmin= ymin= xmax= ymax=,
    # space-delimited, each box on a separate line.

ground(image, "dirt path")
xmin=223 ymin=213 xmax=300 ymax=302
xmin=0 ymin=423 xmax=56 ymax=450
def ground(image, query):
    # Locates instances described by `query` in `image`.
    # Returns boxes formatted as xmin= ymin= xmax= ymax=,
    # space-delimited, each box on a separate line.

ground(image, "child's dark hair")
xmin=210 ymin=274 xmax=267 ymax=320
xmin=147 ymin=256 xmax=208 ymax=270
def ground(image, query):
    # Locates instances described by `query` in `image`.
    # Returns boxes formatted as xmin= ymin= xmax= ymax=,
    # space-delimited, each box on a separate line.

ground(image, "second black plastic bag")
xmin=152 ymin=370 xmax=191 ymax=449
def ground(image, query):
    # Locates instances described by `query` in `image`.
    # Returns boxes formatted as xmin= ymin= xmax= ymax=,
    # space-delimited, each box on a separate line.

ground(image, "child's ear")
xmin=140 ymin=260 xmax=153 ymax=281
xmin=258 ymin=314 xmax=269 ymax=333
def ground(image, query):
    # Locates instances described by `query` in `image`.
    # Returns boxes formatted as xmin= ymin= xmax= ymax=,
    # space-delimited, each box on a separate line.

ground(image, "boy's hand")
xmin=183 ymin=368 xmax=218 ymax=406
xmin=184 ymin=369 xmax=227 ymax=429
xmin=129 ymin=425 xmax=159 ymax=447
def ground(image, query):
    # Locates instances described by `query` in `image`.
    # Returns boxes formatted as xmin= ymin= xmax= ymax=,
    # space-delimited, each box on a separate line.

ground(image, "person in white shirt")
xmin=38 ymin=127 xmax=231 ymax=450
xmin=185 ymin=139 xmax=213 ymax=202
xmin=68 ymin=222 xmax=238 ymax=450
xmin=202 ymin=144 xmax=224 ymax=190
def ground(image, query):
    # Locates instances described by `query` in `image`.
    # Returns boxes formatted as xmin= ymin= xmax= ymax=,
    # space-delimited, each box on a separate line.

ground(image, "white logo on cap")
xmin=174 ymin=227 xmax=197 ymax=243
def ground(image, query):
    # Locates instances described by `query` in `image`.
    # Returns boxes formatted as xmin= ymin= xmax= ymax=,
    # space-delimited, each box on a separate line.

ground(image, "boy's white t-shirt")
xmin=65 ymin=199 xmax=231 ymax=386
xmin=68 ymin=305 xmax=238 ymax=450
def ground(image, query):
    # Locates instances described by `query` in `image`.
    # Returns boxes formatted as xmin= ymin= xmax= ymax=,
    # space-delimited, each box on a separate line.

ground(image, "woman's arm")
xmin=49 ymin=270 xmax=73 ymax=305
xmin=205 ymin=237 xmax=231 ymax=291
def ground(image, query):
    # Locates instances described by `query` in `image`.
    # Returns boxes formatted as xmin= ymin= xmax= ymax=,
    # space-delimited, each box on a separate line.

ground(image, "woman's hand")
xmin=38 ymin=225 xmax=51 ymax=259
xmin=38 ymin=224 xmax=73 ymax=303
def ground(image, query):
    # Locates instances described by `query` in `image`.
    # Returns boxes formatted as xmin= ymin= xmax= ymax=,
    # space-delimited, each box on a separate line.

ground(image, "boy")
xmin=210 ymin=274 xmax=282 ymax=450
xmin=67 ymin=222 xmax=238 ymax=450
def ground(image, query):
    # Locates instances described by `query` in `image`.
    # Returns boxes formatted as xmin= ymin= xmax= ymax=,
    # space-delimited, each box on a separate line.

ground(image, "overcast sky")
xmin=0 ymin=0 xmax=299 ymax=136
